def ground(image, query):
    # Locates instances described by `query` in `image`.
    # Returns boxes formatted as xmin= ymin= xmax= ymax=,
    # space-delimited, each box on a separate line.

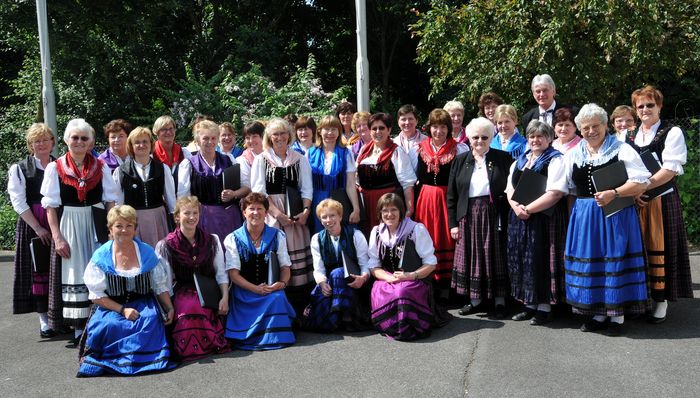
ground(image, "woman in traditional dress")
xmin=98 ymin=119 xmax=131 ymax=171
xmin=349 ymin=111 xmax=372 ymax=158
xmin=178 ymin=120 xmax=249 ymax=241
xmin=551 ymin=107 xmax=582 ymax=154
xmin=506 ymin=121 xmax=567 ymax=325
xmin=356 ymin=113 xmax=416 ymax=237
xmin=42 ymin=118 xmax=120 ymax=346
xmin=8 ymin=123 xmax=57 ymax=337
xmin=368 ymin=193 xmax=437 ymax=341
xmin=631 ymin=85 xmax=692 ymax=324
xmin=113 ymin=127 xmax=175 ymax=247
xmin=563 ymin=103 xmax=650 ymax=336
xmin=307 ymin=115 xmax=361 ymax=233
xmin=303 ymin=199 xmax=371 ymax=332
xmin=235 ymin=120 xmax=265 ymax=195
xmin=223 ymin=192 xmax=296 ymax=350
xmin=156 ymin=196 xmax=230 ymax=361
xmin=414 ymin=109 xmax=468 ymax=300
xmin=444 ymin=100 xmax=468 ymax=145
xmin=78 ymin=205 xmax=175 ymax=376
xmin=491 ymin=104 xmax=527 ymax=159
xmin=152 ymin=115 xmax=191 ymax=174
xmin=291 ymin=116 xmax=316 ymax=155
xmin=250 ymin=117 xmax=314 ymax=315
xmin=447 ymin=117 xmax=513 ymax=319
xmin=610 ymin=105 xmax=637 ymax=143
xmin=218 ymin=122 xmax=243 ymax=158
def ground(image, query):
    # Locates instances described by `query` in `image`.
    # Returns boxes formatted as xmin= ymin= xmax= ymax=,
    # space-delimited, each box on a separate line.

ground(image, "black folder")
xmin=591 ymin=160 xmax=635 ymax=217
xmin=639 ymin=150 xmax=673 ymax=200
xmin=398 ymin=238 xmax=422 ymax=273
xmin=30 ymin=237 xmax=51 ymax=273
xmin=511 ymin=168 xmax=555 ymax=217
xmin=341 ymin=250 xmax=361 ymax=283
xmin=193 ymin=272 xmax=222 ymax=310
xmin=92 ymin=206 xmax=109 ymax=243
xmin=223 ymin=163 xmax=241 ymax=191
xmin=268 ymin=251 xmax=280 ymax=285
xmin=285 ymin=185 xmax=304 ymax=218
xmin=330 ymin=188 xmax=367 ymax=224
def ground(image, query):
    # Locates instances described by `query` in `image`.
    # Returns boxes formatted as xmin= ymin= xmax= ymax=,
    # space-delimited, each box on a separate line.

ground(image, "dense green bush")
xmin=676 ymin=123 xmax=700 ymax=244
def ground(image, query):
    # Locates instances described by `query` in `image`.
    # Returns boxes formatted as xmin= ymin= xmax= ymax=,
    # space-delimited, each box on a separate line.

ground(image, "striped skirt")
xmin=660 ymin=187 xmax=693 ymax=300
xmin=225 ymin=287 xmax=296 ymax=350
xmin=171 ymin=286 xmax=230 ymax=361
xmin=564 ymin=198 xmax=648 ymax=316
xmin=302 ymin=267 xmax=370 ymax=332
xmin=371 ymin=279 xmax=433 ymax=341
xmin=78 ymin=296 xmax=175 ymax=376
xmin=637 ymin=197 xmax=666 ymax=301
xmin=135 ymin=205 xmax=171 ymax=248
xmin=507 ymin=200 xmax=567 ymax=305
xmin=414 ymin=184 xmax=455 ymax=287
xmin=13 ymin=204 xmax=50 ymax=314
xmin=452 ymin=196 xmax=509 ymax=299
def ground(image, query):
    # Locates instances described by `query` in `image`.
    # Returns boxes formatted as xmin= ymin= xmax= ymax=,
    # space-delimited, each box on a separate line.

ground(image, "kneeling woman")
xmin=304 ymin=199 xmax=371 ymax=332
xmin=78 ymin=205 xmax=175 ymax=377
xmin=223 ymin=193 xmax=296 ymax=350
xmin=368 ymin=193 xmax=437 ymax=341
xmin=156 ymin=196 xmax=230 ymax=361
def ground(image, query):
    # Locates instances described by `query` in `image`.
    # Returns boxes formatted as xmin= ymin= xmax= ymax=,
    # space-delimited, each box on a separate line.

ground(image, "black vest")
xmin=17 ymin=156 xmax=45 ymax=205
xmin=416 ymin=156 xmax=453 ymax=187
xmin=357 ymin=162 xmax=400 ymax=190
xmin=264 ymin=161 xmax=301 ymax=195
xmin=59 ymin=179 xmax=103 ymax=206
xmin=104 ymin=272 xmax=153 ymax=304
xmin=239 ymin=253 xmax=269 ymax=285
xmin=119 ymin=158 xmax=166 ymax=210
xmin=189 ymin=154 xmax=232 ymax=205
xmin=571 ymin=155 xmax=619 ymax=197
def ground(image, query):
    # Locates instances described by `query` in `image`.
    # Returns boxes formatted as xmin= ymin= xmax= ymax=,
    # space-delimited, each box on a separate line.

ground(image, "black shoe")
xmin=511 ymin=309 xmax=536 ymax=321
xmin=529 ymin=311 xmax=553 ymax=326
xmin=66 ymin=334 xmax=82 ymax=349
xmin=605 ymin=322 xmax=623 ymax=336
xmin=580 ymin=319 xmax=608 ymax=333
xmin=493 ymin=305 xmax=507 ymax=319
xmin=458 ymin=303 xmax=480 ymax=316
xmin=647 ymin=315 xmax=666 ymax=324
xmin=40 ymin=329 xmax=57 ymax=338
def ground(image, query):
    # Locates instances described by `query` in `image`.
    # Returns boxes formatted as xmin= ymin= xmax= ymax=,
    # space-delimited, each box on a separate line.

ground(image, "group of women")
xmin=9 ymin=84 xmax=692 ymax=377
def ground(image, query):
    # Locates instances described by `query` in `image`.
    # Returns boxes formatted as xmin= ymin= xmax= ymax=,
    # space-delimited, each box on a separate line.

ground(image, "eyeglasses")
xmin=636 ymin=103 xmax=656 ymax=110
xmin=70 ymin=135 xmax=90 ymax=142
xmin=469 ymin=135 xmax=489 ymax=141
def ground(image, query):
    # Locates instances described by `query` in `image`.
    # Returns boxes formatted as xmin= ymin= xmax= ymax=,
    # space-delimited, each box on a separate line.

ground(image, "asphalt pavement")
xmin=0 ymin=252 xmax=698 ymax=398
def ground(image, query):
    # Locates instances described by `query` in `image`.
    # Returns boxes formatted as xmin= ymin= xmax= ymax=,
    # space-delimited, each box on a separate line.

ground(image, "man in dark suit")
xmin=521 ymin=74 xmax=573 ymax=128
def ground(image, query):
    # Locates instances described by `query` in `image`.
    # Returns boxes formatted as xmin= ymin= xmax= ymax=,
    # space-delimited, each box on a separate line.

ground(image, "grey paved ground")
xmin=0 ymin=252 xmax=698 ymax=397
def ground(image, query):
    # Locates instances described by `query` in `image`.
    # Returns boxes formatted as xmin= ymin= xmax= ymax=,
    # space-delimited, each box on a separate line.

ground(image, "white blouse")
xmin=357 ymin=147 xmax=417 ymax=190
xmin=223 ymin=230 xmax=292 ymax=271
xmin=468 ymin=158 xmax=491 ymax=198
xmin=112 ymin=161 xmax=176 ymax=213
xmin=310 ymin=229 xmax=370 ymax=284
xmin=505 ymin=155 xmax=568 ymax=196
xmin=7 ymin=157 xmax=45 ymax=215
xmin=367 ymin=223 xmax=437 ymax=269
xmin=250 ymin=149 xmax=313 ymax=200
xmin=83 ymin=241 xmax=170 ymax=300
xmin=393 ymin=131 xmax=428 ymax=171
xmin=155 ymin=234 xmax=228 ymax=291
xmin=177 ymin=155 xmax=250 ymax=198
xmin=40 ymin=161 xmax=120 ymax=208
xmin=633 ymin=120 xmax=686 ymax=175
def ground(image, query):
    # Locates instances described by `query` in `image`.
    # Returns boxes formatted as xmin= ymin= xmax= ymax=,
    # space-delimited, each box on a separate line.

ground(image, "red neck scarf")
xmin=55 ymin=153 xmax=103 ymax=202
xmin=242 ymin=148 xmax=257 ymax=166
xmin=357 ymin=140 xmax=398 ymax=172
xmin=417 ymin=137 xmax=458 ymax=174
xmin=153 ymin=140 xmax=183 ymax=168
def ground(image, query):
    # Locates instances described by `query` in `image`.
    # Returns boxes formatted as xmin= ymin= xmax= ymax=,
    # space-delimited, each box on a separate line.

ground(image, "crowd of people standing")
xmin=9 ymin=75 xmax=693 ymax=376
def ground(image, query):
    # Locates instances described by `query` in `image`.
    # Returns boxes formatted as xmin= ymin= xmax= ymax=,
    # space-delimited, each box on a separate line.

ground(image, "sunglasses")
xmin=469 ymin=135 xmax=489 ymax=141
xmin=636 ymin=103 xmax=656 ymax=110
xmin=70 ymin=135 xmax=90 ymax=142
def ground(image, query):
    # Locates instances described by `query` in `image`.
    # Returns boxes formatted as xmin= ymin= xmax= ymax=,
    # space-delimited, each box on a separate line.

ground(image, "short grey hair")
xmin=574 ymin=103 xmax=608 ymax=130
xmin=443 ymin=100 xmax=465 ymax=113
xmin=525 ymin=120 xmax=555 ymax=141
xmin=531 ymin=74 xmax=556 ymax=91
xmin=465 ymin=117 xmax=496 ymax=139
xmin=63 ymin=118 xmax=95 ymax=144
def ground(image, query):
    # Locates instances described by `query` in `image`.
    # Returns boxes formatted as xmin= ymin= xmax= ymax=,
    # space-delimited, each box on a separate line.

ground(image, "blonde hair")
xmin=174 ymin=196 xmax=201 ymax=225
xmin=192 ymin=119 xmax=219 ymax=142
xmin=153 ymin=115 xmax=176 ymax=136
xmin=25 ymin=123 xmax=55 ymax=154
xmin=443 ymin=100 xmax=465 ymax=113
xmin=316 ymin=198 xmax=343 ymax=218
xmin=126 ymin=127 xmax=155 ymax=157
xmin=107 ymin=205 xmax=138 ymax=229
xmin=493 ymin=104 xmax=518 ymax=123
xmin=351 ymin=111 xmax=371 ymax=133
xmin=315 ymin=115 xmax=345 ymax=147
xmin=263 ymin=118 xmax=294 ymax=150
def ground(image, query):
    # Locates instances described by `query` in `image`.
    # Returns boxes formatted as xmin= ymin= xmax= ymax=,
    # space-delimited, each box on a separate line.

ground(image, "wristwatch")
xmin=613 ymin=189 xmax=620 ymax=198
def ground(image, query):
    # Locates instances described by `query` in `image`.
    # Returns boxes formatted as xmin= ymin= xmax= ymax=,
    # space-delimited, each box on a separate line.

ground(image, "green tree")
xmin=412 ymin=0 xmax=700 ymax=114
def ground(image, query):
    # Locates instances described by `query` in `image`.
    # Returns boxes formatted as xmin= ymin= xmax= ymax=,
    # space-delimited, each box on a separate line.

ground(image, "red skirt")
xmin=414 ymin=184 xmax=454 ymax=286
xmin=358 ymin=186 xmax=397 ymax=237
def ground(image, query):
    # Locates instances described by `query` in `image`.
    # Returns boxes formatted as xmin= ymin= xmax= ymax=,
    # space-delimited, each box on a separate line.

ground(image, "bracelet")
xmin=118 ymin=305 xmax=125 ymax=316
xmin=613 ymin=188 xmax=620 ymax=198
xmin=413 ymin=272 xmax=418 ymax=280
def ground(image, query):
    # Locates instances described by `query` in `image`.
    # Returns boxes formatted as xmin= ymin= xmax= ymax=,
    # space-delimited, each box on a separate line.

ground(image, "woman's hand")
xmin=516 ymin=204 xmax=530 ymax=220
xmin=218 ymin=297 xmax=229 ymax=316
xmin=264 ymin=281 xmax=286 ymax=293
xmin=393 ymin=271 xmax=415 ymax=282
xmin=293 ymin=209 xmax=310 ymax=226
xmin=123 ymin=307 xmax=140 ymax=321
xmin=54 ymin=235 xmax=71 ymax=258
xmin=164 ymin=307 xmax=175 ymax=325
xmin=33 ymin=225 xmax=52 ymax=246
xmin=594 ymin=189 xmax=616 ymax=208
xmin=319 ymin=281 xmax=332 ymax=297
xmin=221 ymin=189 xmax=236 ymax=203
xmin=450 ymin=227 xmax=460 ymax=241
xmin=349 ymin=208 xmax=361 ymax=224
xmin=635 ymin=193 xmax=649 ymax=208
xmin=347 ymin=274 xmax=367 ymax=289
xmin=277 ymin=213 xmax=294 ymax=227
xmin=255 ymin=283 xmax=269 ymax=295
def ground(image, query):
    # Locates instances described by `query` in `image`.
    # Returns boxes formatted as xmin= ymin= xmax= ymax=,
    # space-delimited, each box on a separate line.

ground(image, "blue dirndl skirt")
xmin=78 ymin=296 xmax=174 ymax=376
xmin=564 ymin=198 xmax=647 ymax=316
xmin=302 ymin=267 xmax=355 ymax=332
xmin=224 ymin=287 xmax=296 ymax=350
